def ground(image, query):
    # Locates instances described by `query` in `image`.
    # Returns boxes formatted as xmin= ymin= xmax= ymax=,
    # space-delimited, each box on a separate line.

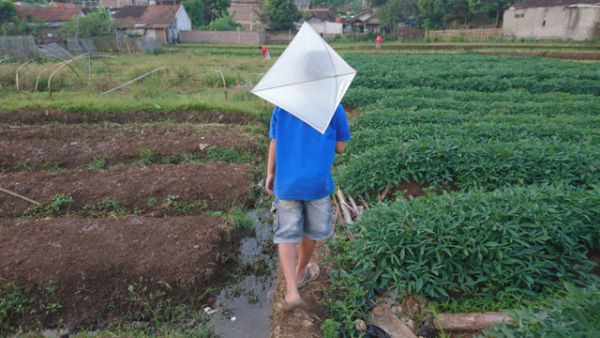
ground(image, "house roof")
xmin=511 ymin=0 xmax=600 ymax=9
xmin=113 ymin=4 xmax=181 ymax=29
xmin=17 ymin=6 xmax=83 ymax=22
xmin=348 ymin=12 xmax=380 ymax=25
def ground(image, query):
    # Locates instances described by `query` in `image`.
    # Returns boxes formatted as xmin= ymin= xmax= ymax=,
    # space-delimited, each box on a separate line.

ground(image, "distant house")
xmin=102 ymin=0 xmax=152 ymax=9
xmin=16 ymin=3 xmax=84 ymax=28
xmin=113 ymin=4 xmax=191 ymax=43
xmin=503 ymin=0 xmax=600 ymax=40
xmin=303 ymin=8 xmax=342 ymax=36
xmin=345 ymin=10 xmax=381 ymax=33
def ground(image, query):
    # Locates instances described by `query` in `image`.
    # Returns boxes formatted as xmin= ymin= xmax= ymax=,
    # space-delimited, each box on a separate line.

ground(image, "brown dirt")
xmin=0 ymin=109 xmax=260 ymax=125
xmin=270 ymin=241 xmax=330 ymax=338
xmin=1 ymin=123 xmax=261 ymax=171
xmin=0 ymin=215 xmax=239 ymax=329
xmin=0 ymin=163 xmax=253 ymax=217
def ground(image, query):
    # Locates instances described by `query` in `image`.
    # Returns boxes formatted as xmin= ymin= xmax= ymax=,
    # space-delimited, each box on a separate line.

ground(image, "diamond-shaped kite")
xmin=251 ymin=22 xmax=356 ymax=134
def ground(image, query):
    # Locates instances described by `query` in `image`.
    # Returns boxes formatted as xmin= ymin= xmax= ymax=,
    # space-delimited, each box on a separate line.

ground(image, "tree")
xmin=209 ymin=10 xmax=240 ymax=30
xmin=259 ymin=0 xmax=300 ymax=31
xmin=204 ymin=0 xmax=231 ymax=24
xmin=0 ymin=0 xmax=17 ymax=25
xmin=376 ymin=0 xmax=418 ymax=32
xmin=183 ymin=0 xmax=204 ymax=27
xmin=61 ymin=7 xmax=113 ymax=38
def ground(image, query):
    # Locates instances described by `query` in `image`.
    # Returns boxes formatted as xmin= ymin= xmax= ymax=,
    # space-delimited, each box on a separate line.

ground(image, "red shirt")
xmin=261 ymin=46 xmax=269 ymax=55
xmin=376 ymin=36 xmax=382 ymax=44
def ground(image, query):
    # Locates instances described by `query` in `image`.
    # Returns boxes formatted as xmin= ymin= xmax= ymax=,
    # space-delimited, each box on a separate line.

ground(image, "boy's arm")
xmin=266 ymin=139 xmax=276 ymax=195
xmin=335 ymin=141 xmax=345 ymax=154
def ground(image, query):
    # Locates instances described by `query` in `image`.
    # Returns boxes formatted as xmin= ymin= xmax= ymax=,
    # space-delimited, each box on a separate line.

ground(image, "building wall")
xmin=176 ymin=6 xmax=192 ymax=31
xmin=307 ymin=20 xmax=343 ymax=36
xmin=181 ymin=30 xmax=265 ymax=44
xmin=503 ymin=5 xmax=600 ymax=41
xmin=229 ymin=1 xmax=262 ymax=30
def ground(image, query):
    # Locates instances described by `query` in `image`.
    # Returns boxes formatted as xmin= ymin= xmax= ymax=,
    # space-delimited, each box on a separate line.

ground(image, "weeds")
xmin=139 ymin=148 xmax=157 ymax=166
xmin=87 ymin=156 xmax=108 ymax=170
xmin=164 ymin=195 xmax=208 ymax=215
xmin=24 ymin=194 xmax=74 ymax=218
xmin=83 ymin=198 xmax=127 ymax=217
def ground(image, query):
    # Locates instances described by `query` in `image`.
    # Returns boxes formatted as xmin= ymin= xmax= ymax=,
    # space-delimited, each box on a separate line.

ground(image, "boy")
xmin=266 ymin=104 xmax=350 ymax=311
xmin=259 ymin=45 xmax=271 ymax=63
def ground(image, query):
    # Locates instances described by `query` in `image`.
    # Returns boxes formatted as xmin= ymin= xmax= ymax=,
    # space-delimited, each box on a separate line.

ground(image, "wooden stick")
xmin=332 ymin=194 xmax=342 ymax=226
xmin=377 ymin=185 xmax=390 ymax=204
xmin=434 ymin=312 xmax=513 ymax=331
xmin=337 ymin=188 xmax=353 ymax=224
xmin=347 ymin=195 xmax=360 ymax=216
xmin=101 ymin=66 xmax=166 ymax=96
xmin=0 ymin=187 xmax=40 ymax=205
xmin=88 ymin=53 xmax=92 ymax=94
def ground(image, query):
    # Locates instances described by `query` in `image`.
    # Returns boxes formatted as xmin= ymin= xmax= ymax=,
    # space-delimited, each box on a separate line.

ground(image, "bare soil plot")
xmin=0 ymin=215 xmax=239 ymax=329
xmin=0 ymin=123 xmax=260 ymax=171
xmin=0 ymin=163 xmax=253 ymax=217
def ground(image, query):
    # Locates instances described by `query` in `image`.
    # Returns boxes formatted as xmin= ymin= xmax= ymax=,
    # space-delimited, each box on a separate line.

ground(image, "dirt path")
xmin=270 ymin=242 xmax=331 ymax=338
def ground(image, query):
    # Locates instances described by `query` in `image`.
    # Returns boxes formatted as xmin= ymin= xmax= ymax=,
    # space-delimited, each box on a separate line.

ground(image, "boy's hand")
xmin=265 ymin=173 xmax=275 ymax=196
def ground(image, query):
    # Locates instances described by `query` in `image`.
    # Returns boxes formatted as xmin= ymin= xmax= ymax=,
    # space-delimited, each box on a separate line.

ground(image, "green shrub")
xmin=139 ymin=148 xmax=157 ymax=166
xmin=24 ymin=194 xmax=74 ymax=218
xmin=0 ymin=282 xmax=33 ymax=334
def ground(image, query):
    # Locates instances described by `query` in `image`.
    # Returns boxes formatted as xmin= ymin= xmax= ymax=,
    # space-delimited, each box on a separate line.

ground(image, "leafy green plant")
xmin=139 ymin=148 xmax=157 ymax=166
xmin=0 ymin=282 xmax=34 ymax=334
xmin=164 ymin=195 xmax=208 ymax=215
xmin=228 ymin=206 xmax=253 ymax=229
xmin=205 ymin=146 xmax=249 ymax=163
xmin=484 ymin=283 xmax=600 ymax=337
xmin=87 ymin=156 xmax=108 ymax=170
xmin=24 ymin=194 xmax=74 ymax=218
xmin=83 ymin=198 xmax=128 ymax=217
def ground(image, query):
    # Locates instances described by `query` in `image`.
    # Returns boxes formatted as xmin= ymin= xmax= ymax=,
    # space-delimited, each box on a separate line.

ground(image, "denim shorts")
xmin=272 ymin=196 xmax=332 ymax=244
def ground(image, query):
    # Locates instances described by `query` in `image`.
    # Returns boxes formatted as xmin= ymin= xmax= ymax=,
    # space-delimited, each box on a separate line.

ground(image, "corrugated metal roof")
xmin=511 ymin=0 xmax=600 ymax=9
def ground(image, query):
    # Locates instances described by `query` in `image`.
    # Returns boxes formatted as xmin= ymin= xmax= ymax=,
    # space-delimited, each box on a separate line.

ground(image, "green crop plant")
xmin=484 ymin=283 xmax=600 ymax=337
xmin=330 ymin=184 xmax=598 ymax=303
xmin=335 ymin=136 xmax=600 ymax=199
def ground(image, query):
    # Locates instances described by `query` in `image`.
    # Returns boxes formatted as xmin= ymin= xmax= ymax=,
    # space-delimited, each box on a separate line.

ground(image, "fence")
xmin=0 ymin=36 xmax=37 ymax=60
xmin=425 ymin=28 xmax=503 ymax=42
xmin=181 ymin=30 xmax=265 ymax=44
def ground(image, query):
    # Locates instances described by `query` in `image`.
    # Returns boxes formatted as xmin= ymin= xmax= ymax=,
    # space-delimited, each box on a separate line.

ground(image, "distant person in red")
xmin=259 ymin=45 xmax=271 ymax=64
xmin=375 ymin=35 xmax=382 ymax=52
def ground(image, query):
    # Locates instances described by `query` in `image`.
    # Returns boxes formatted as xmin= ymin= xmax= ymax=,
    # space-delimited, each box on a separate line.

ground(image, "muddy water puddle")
xmin=209 ymin=208 xmax=276 ymax=337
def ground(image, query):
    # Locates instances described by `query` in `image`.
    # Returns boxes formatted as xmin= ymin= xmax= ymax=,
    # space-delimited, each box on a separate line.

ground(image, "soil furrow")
xmin=0 ymin=163 xmax=253 ymax=217
xmin=0 ymin=215 xmax=239 ymax=328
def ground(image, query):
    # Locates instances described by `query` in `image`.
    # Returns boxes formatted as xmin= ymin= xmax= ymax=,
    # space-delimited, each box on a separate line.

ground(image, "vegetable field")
xmin=327 ymin=54 xmax=600 ymax=335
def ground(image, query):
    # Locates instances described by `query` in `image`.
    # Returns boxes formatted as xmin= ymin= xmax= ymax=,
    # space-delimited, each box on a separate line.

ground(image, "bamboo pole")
xmin=88 ymin=53 xmax=92 ymax=94
xmin=101 ymin=66 xmax=166 ymax=96
xmin=15 ymin=59 xmax=33 ymax=92
xmin=48 ymin=54 xmax=88 ymax=97
xmin=216 ymin=70 xmax=228 ymax=101
xmin=0 ymin=187 xmax=39 ymax=205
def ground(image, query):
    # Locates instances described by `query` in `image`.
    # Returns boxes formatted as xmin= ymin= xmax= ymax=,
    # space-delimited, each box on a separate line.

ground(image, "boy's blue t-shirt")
xmin=269 ymin=105 xmax=351 ymax=201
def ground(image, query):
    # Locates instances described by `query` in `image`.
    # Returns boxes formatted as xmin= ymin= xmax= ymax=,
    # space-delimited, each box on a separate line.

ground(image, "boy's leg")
xmin=279 ymin=242 xmax=301 ymax=303
xmin=296 ymin=237 xmax=316 ymax=284
xmin=273 ymin=199 xmax=304 ymax=304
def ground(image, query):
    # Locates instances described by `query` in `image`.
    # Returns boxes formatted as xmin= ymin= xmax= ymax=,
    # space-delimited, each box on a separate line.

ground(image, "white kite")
xmin=251 ymin=22 xmax=356 ymax=134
